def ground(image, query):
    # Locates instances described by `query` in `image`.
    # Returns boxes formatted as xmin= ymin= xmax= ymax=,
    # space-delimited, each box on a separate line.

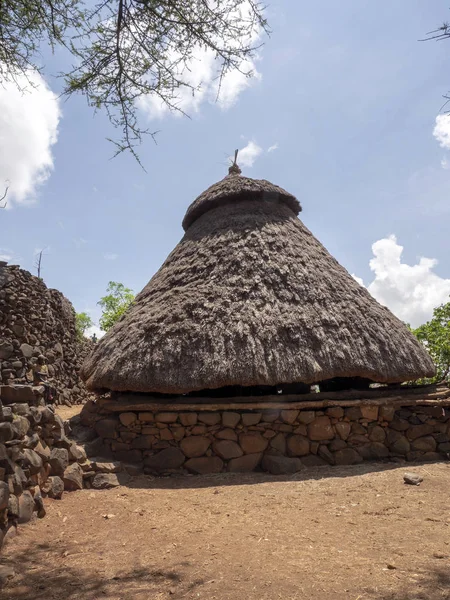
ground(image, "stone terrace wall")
xmin=0 ymin=262 xmax=92 ymax=405
xmin=81 ymin=400 xmax=450 ymax=475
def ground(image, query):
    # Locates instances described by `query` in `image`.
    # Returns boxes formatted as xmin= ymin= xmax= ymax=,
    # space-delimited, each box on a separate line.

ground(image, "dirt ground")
xmin=2 ymin=458 xmax=450 ymax=600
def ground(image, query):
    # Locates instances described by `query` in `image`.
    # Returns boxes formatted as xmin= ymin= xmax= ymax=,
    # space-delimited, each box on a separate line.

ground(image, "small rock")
xmin=63 ymin=463 xmax=84 ymax=491
xmin=91 ymin=473 xmax=121 ymax=489
xmin=47 ymin=476 xmax=65 ymax=499
xmin=18 ymin=490 xmax=35 ymax=524
xmin=403 ymin=472 xmax=423 ymax=486
xmin=49 ymin=448 xmax=69 ymax=476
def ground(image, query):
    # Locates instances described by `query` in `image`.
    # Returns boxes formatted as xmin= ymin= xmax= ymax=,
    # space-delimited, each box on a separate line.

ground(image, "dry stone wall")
xmin=81 ymin=400 xmax=450 ymax=475
xmin=0 ymin=386 xmax=132 ymax=551
xmin=0 ymin=262 xmax=92 ymax=405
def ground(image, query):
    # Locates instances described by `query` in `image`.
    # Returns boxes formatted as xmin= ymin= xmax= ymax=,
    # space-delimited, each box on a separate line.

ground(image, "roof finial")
xmin=228 ymin=149 xmax=242 ymax=175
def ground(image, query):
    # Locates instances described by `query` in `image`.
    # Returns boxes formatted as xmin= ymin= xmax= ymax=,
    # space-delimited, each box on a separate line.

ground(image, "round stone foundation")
xmin=81 ymin=391 xmax=450 ymax=475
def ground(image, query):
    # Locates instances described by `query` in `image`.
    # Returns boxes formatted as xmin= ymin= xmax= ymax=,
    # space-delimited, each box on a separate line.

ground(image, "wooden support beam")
xmin=97 ymin=385 xmax=450 ymax=413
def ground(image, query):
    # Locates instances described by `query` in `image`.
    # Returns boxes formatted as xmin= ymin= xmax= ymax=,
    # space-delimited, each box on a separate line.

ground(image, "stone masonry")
xmin=0 ymin=262 xmax=92 ymax=405
xmin=81 ymin=397 xmax=450 ymax=475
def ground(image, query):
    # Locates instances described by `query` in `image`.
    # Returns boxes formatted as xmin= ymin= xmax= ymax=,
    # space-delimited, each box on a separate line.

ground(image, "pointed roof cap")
xmin=182 ymin=161 xmax=301 ymax=231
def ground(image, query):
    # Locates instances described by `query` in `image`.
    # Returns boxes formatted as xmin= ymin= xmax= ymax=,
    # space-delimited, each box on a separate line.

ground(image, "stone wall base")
xmin=81 ymin=400 xmax=450 ymax=475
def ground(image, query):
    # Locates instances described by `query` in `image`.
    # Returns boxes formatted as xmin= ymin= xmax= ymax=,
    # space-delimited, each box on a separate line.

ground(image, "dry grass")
xmin=2 ymin=462 xmax=450 ymax=599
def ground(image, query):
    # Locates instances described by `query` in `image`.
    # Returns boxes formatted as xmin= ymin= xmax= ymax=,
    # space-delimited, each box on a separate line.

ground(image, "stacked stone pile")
xmin=0 ymin=262 xmax=92 ymax=405
xmin=81 ymin=398 xmax=450 ymax=475
xmin=0 ymin=387 xmax=131 ymax=550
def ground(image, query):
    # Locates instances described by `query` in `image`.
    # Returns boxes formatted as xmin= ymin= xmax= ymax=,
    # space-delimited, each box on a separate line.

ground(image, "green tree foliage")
xmin=98 ymin=281 xmax=134 ymax=331
xmin=412 ymin=300 xmax=450 ymax=383
xmin=1 ymin=0 xmax=267 ymax=159
xmin=75 ymin=311 xmax=93 ymax=340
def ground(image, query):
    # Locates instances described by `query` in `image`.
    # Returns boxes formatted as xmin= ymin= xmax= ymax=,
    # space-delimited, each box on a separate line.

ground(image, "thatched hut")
xmin=81 ymin=164 xmax=434 ymax=397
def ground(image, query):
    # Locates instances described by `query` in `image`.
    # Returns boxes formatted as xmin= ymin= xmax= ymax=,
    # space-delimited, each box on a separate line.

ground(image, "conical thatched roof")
xmin=81 ymin=168 xmax=435 ymax=394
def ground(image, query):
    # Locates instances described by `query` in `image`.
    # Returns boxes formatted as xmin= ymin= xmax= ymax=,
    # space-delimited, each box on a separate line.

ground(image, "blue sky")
xmin=1 ymin=0 xmax=450 ymax=333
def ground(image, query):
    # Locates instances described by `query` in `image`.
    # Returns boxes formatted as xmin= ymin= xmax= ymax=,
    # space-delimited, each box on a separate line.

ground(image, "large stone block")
xmin=241 ymin=413 xmax=262 ymax=426
xmin=228 ymin=453 xmax=262 ymax=472
xmin=155 ymin=412 xmax=178 ymax=423
xmin=239 ymin=432 xmax=268 ymax=454
xmin=308 ymin=416 xmax=334 ymax=441
xmin=18 ymin=491 xmax=34 ymax=524
xmin=390 ymin=436 xmax=410 ymax=455
xmin=180 ymin=436 xmax=211 ymax=458
xmin=270 ymin=432 xmax=287 ymax=454
xmin=411 ymin=436 xmax=437 ymax=453
xmin=213 ymin=440 xmax=243 ymax=460
xmin=198 ymin=412 xmax=221 ymax=426
xmin=334 ymin=448 xmax=363 ymax=465
xmin=131 ymin=435 xmax=155 ymax=450
xmin=280 ymin=410 xmax=299 ymax=424
xmin=49 ymin=448 xmax=69 ymax=476
xmin=119 ymin=412 xmax=137 ymax=427
xmin=379 ymin=406 xmax=395 ymax=421
xmin=215 ymin=428 xmax=238 ymax=441
xmin=144 ymin=447 xmax=185 ymax=472
xmin=63 ymin=463 xmax=83 ymax=491
xmin=185 ymin=457 xmax=224 ymax=474
xmin=222 ymin=412 xmax=240 ymax=427
xmin=0 ymin=481 xmax=9 ymax=510
xmin=138 ymin=412 xmax=155 ymax=423
xmin=406 ymin=424 xmax=434 ymax=441
xmin=298 ymin=411 xmax=315 ymax=424
xmin=326 ymin=407 xmax=344 ymax=419
xmin=261 ymin=455 xmax=303 ymax=475
xmin=368 ymin=425 xmax=386 ymax=443
xmin=360 ymin=406 xmax=379 ymax=421
xmin=0 ymin=423 xmax=13 ymax=443
xmin=179 ymin=413 xmax=197 ymax=426
xmin=287 ymin=434 xmax=309 ymax=457
xmin=22 ymin=449 xmax=43 ymax=475
xmin=95 ymin=418 xmax=119 ymax=439
xmin=11 ymin=415 xmax=30 ymax=438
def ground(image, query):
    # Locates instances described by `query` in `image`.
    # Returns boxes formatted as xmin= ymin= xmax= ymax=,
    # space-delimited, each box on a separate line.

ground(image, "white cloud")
xmin=137 ymin=1 xmax=263 ymax=119
xmin=356 ymin=235 xmax=450 ymax=327
xmin=85 ymin=325 xmax=105 ymax=340
xmin=0 ymin=248 xmax=21 ymax=263
xmin=441 ymin=156 xmax=450 ymax=170
xmin=351 ymin=274 xmax=365 ymax=287
xmin=232 ymin=141 xmax=263 ymax=168
xmin=0 ymin=70 xmax=60 ymax=207
xmin=103 ymin=252 xmax=118 ymax=260
xmin=433 ymin=114 xmax=450 ymax=149
xmin=267 ymin=143 xmax=279 ymax=153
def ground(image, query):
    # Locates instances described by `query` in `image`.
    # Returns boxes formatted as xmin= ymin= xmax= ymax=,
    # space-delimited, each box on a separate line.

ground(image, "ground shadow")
xmin=0 ymin=539 xmax=204 ymax=600
xmin=122 ymin=460 xmax=434 ymax=491
xmin=372 ymin=566 xmax=450 ymax=600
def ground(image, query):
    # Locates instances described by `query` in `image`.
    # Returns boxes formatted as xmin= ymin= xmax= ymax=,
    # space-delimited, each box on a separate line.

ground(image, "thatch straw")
xmin=81 ymin=174 xmax=435 ymax=394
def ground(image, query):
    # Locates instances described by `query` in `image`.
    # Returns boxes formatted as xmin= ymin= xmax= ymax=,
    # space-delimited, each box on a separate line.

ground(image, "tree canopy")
xmin=98 ymin=281 xmax=135 ymax=331
xmin=412 ymin=300 xmax=450 ymax=384
xmin=1 ymin=0 xmax=268 ymax=159
xmin=75 ymin=311 xmax=93 ymax=340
